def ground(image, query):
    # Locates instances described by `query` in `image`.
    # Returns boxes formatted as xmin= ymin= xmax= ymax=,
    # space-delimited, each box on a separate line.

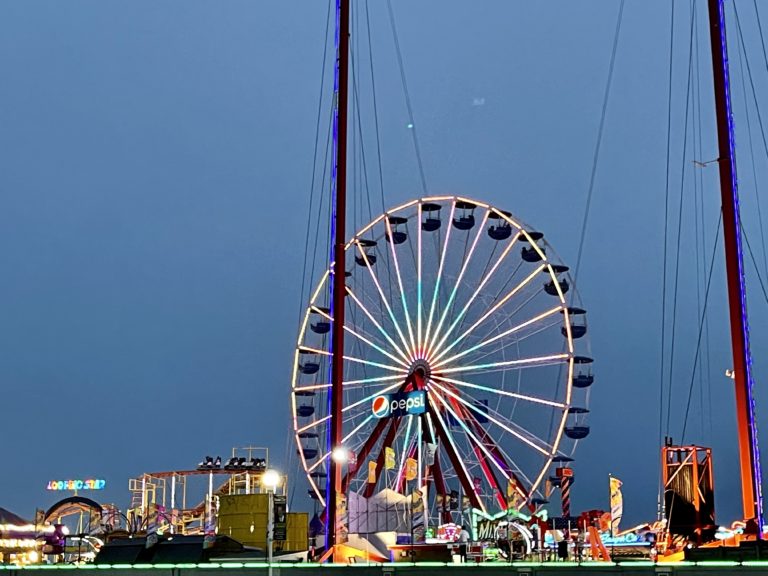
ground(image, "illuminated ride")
xmin=124 ymin=449 xmax=274 ymax=537
xmin=292 ymin=196 xmax=592 ymax=517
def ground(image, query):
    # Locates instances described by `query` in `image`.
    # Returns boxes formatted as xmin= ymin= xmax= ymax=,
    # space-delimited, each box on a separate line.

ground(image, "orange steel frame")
xmin=662 ymin=445 xmax=715 ymax=545
xmin=706 ymin=0 xmax=763 ymax=528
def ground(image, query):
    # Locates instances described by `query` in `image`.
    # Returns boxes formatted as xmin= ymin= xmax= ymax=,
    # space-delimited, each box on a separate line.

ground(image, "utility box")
xmin=217 ymin=494 xmax=308 ymax=552
xmin=275 ymin=512 xmax=309 ymax=553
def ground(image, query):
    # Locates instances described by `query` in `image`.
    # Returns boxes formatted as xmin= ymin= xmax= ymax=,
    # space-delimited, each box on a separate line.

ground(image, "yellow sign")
xmin=609 ymin=476 xmax=623 ymax=534
xmin=385 ymin=447 xmax=395 ymax=470
xmin=405 ymin=457 xmax=417 ymax=481
xmin=506 ymin=478 xmax=522 ymax=509
xmin=367 ymin=461 xmax=377 ymax=483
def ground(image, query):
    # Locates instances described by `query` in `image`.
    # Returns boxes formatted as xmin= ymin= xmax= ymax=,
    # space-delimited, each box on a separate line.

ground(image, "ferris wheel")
xmin=291 ymin=196 xmax=592 ymax=516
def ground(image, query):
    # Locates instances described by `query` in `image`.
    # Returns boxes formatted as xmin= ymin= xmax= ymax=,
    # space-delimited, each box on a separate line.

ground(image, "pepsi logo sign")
xmin=372 ymin=396 xmax=390 ymax=418
xmin=371 ymin=390 xmax=427 ymax=419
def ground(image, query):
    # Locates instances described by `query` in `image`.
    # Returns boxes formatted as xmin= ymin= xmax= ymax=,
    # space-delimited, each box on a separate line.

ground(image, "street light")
xmin=331 ymin=446 xmax=349 ymax=464
xmin=262 ymin=469 xmax=281 ymax=490
xmin=262 ymin=469 xmax=281 ymax=571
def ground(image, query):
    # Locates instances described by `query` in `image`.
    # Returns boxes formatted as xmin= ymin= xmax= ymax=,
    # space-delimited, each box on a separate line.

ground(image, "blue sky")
xmin=1 ymin=0 xmax=767 ymax=529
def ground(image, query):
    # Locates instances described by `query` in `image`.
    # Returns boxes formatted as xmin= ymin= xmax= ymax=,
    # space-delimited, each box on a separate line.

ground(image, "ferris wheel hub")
xmin=409 ymin=358 xmax=431 ymax=383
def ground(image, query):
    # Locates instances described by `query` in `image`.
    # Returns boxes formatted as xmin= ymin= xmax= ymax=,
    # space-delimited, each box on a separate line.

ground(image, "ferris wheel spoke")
xmin=296 ymin=414 xmax=330 ymax=435
xmin=460 ymin=317 xmax=564 ymax=368
xmin=306 ymin=451 xmax=331 ymax=474
xmin=432 ymin=377 xmax=559 ymax=458
xmin=435 ymin=352 xmax=569 ymax=376
xmin=430 ymin=232 xmax=520 ymax=360
xmin=429 ymin=381 xmax=553 ymax=457
xmin=311 ymin=305 xmax=410 ymax=369
xmin=394 ymin=416 xmax=415 ymax=490
xmin=432 ymin=375 xmax=566 ymax=409
xmin=417 ymin=203 xmax=423 ymax=353
xmin=429 ymin=391 xmax=512 ymax=482
xmin=346 ymin=288 xmax=412 ymax=365
xmin=343 ymin=414 xmax=376 ymax=445
xmin=348 ymin=325 xmax=411 ymax=369
xmin=424 ymin=201 xmax=457 ymax=353
xmin=298 ymin=345 xmax=408 ymax=373
xmin=295 ymin=374 xmax=407 ymax=395
xmin=384 ymin=218 xmax=418 ymax=354
xmin=489 ymin=441 xmax=536 ymax=493
xmin=342 ymin=380 xmax=403 ymax=413
xmin=341 ymin=416 xmax=392 ymax=491
xmin=426 ymin=209 xmax=490 ymax=356
xmin=306 ymin=476 xmax=326 ymax=508
xmin=431 ymin=305 xmax=563 ymax=368
xmin=427 ymin=395 xmax=486 ymax=512
xmin=454 ymin=415 xmax=515 ymax=509
xmin=435 ymin=263 xmax=546 ymax=361
xmin=354 ymin=242 xmax=414 ymax=360
xmin=471 ymin=287 xmax=545 ymax=348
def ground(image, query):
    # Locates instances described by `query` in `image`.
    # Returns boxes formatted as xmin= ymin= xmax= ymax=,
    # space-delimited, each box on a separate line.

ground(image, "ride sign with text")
xmin=372 ymin=390 xmax=426 ymax=418
xmin=46 ymin=478 xmax=106 ymax=491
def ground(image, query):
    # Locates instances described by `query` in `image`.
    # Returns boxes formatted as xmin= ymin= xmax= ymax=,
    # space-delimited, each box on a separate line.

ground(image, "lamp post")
xmin=262 ymin=469 xmax=281 ymax=572
xmin=330 ymin=446 xmax=349 ymax=551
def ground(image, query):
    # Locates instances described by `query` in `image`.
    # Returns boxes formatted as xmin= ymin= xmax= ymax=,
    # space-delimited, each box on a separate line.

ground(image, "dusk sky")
xmin=1 ymin=0 xmax=768 ymax=529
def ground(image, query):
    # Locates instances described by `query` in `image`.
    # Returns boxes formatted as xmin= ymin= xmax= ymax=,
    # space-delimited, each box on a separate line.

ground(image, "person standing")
xmin=576 ymin=528 xmax=585 ymax=562
xmin=458 ymin=525 xmax=470 ymax=563
xmin=557 ymin=532 xmax=569 ymax=561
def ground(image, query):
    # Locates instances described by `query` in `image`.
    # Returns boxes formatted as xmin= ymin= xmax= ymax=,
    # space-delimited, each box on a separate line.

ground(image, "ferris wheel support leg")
xmin=363 ymin=416 xmax=403 ymax=498
xmin=419 ymin=411 xmax=450 ymax=523
xmin=427 ymin=403 xmax=483 ymax=510
xmin=430 ymin=455 xmax=452 ymax=524
xmin=341 ymin=417 xmax=390 ymax=492
xmin=462 ymin=409 xmax=510 ymax=510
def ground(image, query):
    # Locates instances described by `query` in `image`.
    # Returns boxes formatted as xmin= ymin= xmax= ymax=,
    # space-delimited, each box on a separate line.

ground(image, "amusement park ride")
xmin=289 ymin=0 xmax=768 ymax=564
xmin=124 ymin=447 xmax=278 ymax=537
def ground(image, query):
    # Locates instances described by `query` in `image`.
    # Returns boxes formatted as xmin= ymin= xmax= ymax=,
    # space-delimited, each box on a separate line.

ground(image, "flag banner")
xmin=336 ymin=491 xmax=348 ymax=544
xmin=609 ymin=476 xmax=623 ymax=535
xmin=385 ymin=447 xmax=395 ymax=470
xmin=425 ymin=443 xmax=437 ymax=466
xmin=203 ymin=499 xmax=217 ymax=550
xmin=507 ymin=478 xmax=523 ymax=510
xmin=411 ymin=487 xmax=426 ymax=543
xmin=367 ymin=460 xmax=377 ymax=484
xmin=405 ymin=457 xmax=418 ymax=481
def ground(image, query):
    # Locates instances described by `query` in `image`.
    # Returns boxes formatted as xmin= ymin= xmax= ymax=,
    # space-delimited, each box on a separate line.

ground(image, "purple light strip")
xmin=325 ymin=0 xmax=342 ymax=532
xmin=718 ymin=0 xmax=764 ymax=528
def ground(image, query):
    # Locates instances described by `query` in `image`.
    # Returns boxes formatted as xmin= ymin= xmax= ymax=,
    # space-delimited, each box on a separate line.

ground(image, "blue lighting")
xmin=717 ymin=0 xmax=764 ymax=529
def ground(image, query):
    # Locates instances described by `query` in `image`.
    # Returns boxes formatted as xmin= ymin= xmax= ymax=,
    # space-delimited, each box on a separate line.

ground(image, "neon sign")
xmin=46 ymin=479 xmax=106 ymax=491
xmin=0 ymin=538 xmax=37 ymax=548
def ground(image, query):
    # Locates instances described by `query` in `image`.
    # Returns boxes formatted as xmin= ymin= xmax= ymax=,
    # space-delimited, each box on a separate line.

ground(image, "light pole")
xmin=262 ymin=469 xmax=281 ymax=572
xmin=330 ymin=446 xmax=349 ymax=550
